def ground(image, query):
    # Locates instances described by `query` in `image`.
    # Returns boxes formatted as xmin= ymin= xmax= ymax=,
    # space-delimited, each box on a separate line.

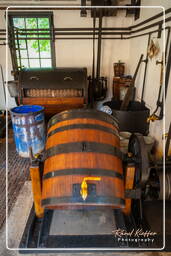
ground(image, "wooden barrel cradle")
xmin=41 ymin=109 xmax=125 ymax=209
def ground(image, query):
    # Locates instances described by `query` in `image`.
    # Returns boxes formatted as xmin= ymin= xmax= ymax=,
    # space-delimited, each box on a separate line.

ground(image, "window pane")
xmin=13 ymin=18 xmax=25 ymax=28
xmin=21 ymin=59 xmax=29 ymax=68
xmin=41 ymin=59 xmax=52 ymax=68
xmin=26 ymin=18 xmax=37 ymax=29
xmin=38 ymin=18 xmax=50 ymax=29
xmin=20 ymin=50 xmax=28 ymax=58
xmin=27 ymin=40 xmax=39 ymax=58
xmin=38 ymin=18 xmax=50 ymax=38
xmin=26 ymin=18 xmax=38 ymax=38
xmin=18 ymin=40 xmax=26 ymax=49
xmin=17 ymin=58 xmax=21 ymax=67
xmin=39 ymin=40 xmax=51 ymax=58
xmin=29 ymin=59 xmax=40 ymax=68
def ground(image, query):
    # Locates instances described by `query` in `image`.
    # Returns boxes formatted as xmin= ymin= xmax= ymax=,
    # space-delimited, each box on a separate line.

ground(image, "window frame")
xmin=8 ymin=12 xmax=56 ymax=71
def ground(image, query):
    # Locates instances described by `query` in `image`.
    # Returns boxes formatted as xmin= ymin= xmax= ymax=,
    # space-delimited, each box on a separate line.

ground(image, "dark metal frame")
xmin=8 ymin=12 xmax=56 ymax=71
xmin=0 ymin=8 xmax=170 ymax=41
xmin=18 ymin=201 xmax=169 ymax=252
xmin=19 ymin=206 xmax=132 ymax=252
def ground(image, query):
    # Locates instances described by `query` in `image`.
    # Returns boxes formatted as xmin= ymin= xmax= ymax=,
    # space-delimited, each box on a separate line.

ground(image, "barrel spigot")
xmin=80 ymin=177 xmax=101 ymax=201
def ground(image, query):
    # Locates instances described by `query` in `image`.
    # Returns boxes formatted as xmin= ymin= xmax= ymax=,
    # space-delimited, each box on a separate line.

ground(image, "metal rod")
xmin=13 ymin=31 xmax=131 ymax=36
xmin=0 ymin=64 xmax=6 ymax=105
xmin=24 ymin=17 xmax=30 ymax=68
xmin=165 ymin=41 xmax=171 ymax=99
xmin=141 ymin=33 xmax=151 ymax=102
xmin=16 ymin=29 xmax=22 ymax=69
xmin=5 ymin=27 xmax=131 ymax=31
xmin=36 ymin=18 xmax=42 ymax=68
xmin=165 ymin=27 xmax=171 ymax=62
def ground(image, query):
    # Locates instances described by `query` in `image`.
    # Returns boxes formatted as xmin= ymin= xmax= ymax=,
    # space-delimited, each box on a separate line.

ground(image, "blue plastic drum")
xmin=10 ymin=105 xmax=45 ymax=158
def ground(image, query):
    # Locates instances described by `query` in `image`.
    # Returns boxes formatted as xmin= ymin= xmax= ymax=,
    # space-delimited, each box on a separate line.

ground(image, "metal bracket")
xmin=125 ymin=188 xmax=141 ymax=199
xmin=142 ymin=58 xmax=148 ymax=64
xmin=157 ymin=22 xmax=162 ymax=38
xmin=80 ymin=0 xmax=87 ymax=17
xmin=156 ymin=59 xmax=163 ymax=65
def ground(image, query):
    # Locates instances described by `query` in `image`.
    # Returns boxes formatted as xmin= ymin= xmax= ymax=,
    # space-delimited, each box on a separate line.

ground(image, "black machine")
xmin=9 ymin=68 xmax=89 ymax=116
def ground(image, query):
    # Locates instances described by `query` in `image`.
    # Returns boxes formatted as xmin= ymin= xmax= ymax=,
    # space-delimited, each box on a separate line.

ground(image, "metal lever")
xmin=156 ymin=60 xmax=163 ymax=65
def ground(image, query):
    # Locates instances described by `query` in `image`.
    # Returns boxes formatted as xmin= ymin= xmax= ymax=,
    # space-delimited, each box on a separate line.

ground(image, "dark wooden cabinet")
xmin=112 ymin=77 xmax=133 ymax=101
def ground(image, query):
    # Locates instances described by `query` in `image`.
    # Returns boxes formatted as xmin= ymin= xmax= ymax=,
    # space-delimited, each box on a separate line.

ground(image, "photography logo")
xmin=112 ymin=228 xmax=157 ymax=246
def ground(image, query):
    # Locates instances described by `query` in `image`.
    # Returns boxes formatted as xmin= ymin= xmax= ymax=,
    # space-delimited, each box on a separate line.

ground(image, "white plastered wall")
xmin=0 ymin=11 xmax=16 ymax=109
xmin=129 ymin=0 xmax=171 ymax=157
xmin=0 ymin=8 xmax=132 ymax=110
xmin=0 ymin=2 xmax=170 ymax=156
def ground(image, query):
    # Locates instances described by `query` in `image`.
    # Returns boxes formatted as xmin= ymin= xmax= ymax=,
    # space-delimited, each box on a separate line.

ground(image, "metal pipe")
xmin=1 ymin=26 xmax=170 ymax=41
xmin=165 ymin=41 xmax=171 ymax=99
xmin=0 ymin=26 xmax=170 ymax=40
xmin=165 ymin=27 xmax=171 ymax=62
xmin=96 ymin=9 xmax=103 ymax=79
xmin=141 ymin=33 xmax=151 ymax=102
xmin=12 ymin=31 xmax=131 ymax=36
xmin=3 ymin=26 xmax=170 ymax=42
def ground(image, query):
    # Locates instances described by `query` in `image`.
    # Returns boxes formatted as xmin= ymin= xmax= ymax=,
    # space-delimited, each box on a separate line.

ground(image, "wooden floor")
xmin=0 ymin=128 xmax=30 ymax=229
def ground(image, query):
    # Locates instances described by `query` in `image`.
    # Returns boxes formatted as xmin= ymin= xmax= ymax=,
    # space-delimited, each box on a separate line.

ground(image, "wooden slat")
xmin=22 ymin=97 xmax=84 ymax=116
xmin=48 ymin=118 xmax=118 ymax=134
xmin=46 ymin=129 xmax=119 ymax=150
xmin=44 ymin=153 xmax=123 ymax=175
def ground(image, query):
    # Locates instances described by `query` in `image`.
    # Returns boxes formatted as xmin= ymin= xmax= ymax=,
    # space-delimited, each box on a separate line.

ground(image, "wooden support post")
xmin=30 ymin=163 xmax=44 ymax=218
xmin=123 ymin=164 xmax=136 ymax=215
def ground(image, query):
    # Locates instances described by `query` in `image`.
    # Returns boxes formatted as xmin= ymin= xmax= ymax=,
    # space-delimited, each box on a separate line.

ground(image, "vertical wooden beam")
xmin=123 ymin=164 xmax=135 ymax=215
xmin=30 ymin=164 xmax=44 ymax=218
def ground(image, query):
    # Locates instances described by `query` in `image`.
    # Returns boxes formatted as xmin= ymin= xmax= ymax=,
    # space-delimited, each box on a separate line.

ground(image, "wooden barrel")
xmin=42 ymin=109 xmax=125 ymax=209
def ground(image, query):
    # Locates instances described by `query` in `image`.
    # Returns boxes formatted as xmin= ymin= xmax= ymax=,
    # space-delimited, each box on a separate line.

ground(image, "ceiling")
xmin=0 ymin=0 xmax=132 ymax=8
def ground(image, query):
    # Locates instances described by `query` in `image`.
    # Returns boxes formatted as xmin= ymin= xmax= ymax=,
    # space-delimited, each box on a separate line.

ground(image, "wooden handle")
xmin=30 ymin=165 xmax=44 ymax=218
xmin=120 ymin=54 xmax=144 ymax=110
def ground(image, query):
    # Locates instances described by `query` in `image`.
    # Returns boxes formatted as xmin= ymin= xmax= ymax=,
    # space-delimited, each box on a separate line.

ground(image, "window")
xmin=8 ymin=13 xmax=56 ymax=70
